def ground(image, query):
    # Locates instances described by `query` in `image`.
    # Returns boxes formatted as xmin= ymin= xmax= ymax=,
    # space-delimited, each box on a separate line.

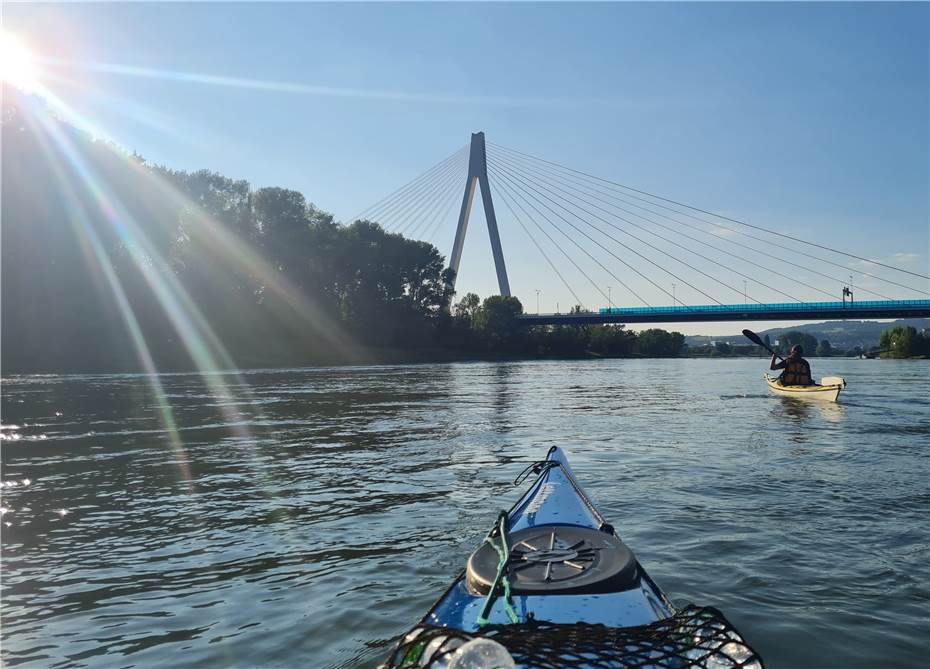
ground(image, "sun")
xmin=0 ymin=30 xmax=40 ymax=92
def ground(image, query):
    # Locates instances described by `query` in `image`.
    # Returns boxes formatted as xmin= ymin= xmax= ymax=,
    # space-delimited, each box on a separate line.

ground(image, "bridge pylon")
xmin=449 ymin=132 xmax=511 ymax=297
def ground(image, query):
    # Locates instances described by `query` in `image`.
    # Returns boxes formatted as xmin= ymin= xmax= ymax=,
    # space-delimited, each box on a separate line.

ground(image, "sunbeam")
xmin=27 ymin=106 xmax=256 ymax=442
xmin=24 ymin=111 xmax=193 ymax=487
xmin=40 ymin=57 xmax=604 ymax=108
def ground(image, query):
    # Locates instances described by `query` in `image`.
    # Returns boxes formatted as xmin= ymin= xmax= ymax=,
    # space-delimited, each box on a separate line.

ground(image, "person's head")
xmin=789 ymin=345 xmax=803 ymax=358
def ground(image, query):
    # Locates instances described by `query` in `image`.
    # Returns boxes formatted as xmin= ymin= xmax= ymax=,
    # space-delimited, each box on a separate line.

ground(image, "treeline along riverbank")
xmin=3 ymin=92 xmax=689 ymax=373
xmin=5 ymin=92 xmax=925 ymax=373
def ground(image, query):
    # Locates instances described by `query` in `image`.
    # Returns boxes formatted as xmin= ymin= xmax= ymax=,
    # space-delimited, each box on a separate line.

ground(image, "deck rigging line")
xmin=489 ymin=142 xmax=930 ymax=290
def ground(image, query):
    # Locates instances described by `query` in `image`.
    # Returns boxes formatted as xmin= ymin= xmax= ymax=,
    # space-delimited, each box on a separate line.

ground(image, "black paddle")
xmin=742 ymin=329 xmax=783 ymax=360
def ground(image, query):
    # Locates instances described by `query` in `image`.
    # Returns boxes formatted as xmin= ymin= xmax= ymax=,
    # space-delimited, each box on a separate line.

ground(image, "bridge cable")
xmin=351 ymin=145 xmax=465 ymax=224
xmin=491 ymin=175 xmax=591 ymax=309
xmin=489 ymin=157 xmax=721 ymax=306
xmin=365 ymin=147 xmax=468 ymax=229
xmin=394 ymin=150 xmax=468 ymax=236
xmin=492 ymin=166 xmax=632 ymax=308
xmin=488 ymin=146 xmax=903 ymax=301
xmin=494 ymin=173 xmax=614 ymax=306
xmin=489 ymin=149 xmax=830 ymax=304
xmin=403 ymin=156 xmax=468 ymax=239
xmin=349 ymin=145 xmax=467 ymax=224
xmin=491 ymin=154 xmax=790 ymax=306
xmin=489 ymin=142 xmax=930 ymax=286
xmin=391 ymin=150 xmax=469 ymax=237
xmin=489 ymin=147 xmax=908 ymax=300
xmin=424 ymin=169 xmax=470 ymax=245
xmin=488 ymin=161 xmax=653 ymax=307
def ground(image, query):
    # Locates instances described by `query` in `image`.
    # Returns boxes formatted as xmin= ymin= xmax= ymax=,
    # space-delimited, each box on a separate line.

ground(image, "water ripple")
xmin=2 ymin=359 xmax=928 ymax=668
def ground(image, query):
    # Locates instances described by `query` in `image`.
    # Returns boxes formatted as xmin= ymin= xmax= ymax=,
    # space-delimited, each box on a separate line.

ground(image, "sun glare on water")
xmin=1 ymin=30 xmax=40 ymax=92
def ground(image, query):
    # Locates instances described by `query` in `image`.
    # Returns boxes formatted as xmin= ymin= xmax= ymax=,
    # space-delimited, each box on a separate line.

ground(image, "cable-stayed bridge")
xmin=351 ymin=132 xmax=930 ymax=324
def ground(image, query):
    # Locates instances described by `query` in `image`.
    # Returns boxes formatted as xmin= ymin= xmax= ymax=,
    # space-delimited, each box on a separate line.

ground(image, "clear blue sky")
xmin=7 ymin=2 xmax=929 ymax=335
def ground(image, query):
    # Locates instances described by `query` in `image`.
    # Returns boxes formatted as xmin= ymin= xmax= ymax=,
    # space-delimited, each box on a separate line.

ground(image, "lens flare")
xmin=0 ymin=30 xmax=40 ymax=92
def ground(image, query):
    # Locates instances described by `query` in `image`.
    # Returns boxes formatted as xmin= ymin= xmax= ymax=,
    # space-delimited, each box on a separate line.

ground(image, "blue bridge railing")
xmin=597 ymin=299 xmax=930 ymax=316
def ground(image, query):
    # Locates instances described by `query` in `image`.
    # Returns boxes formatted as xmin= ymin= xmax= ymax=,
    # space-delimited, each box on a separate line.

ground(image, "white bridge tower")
xmin=449 ymin=132 xmax=511 ymax=297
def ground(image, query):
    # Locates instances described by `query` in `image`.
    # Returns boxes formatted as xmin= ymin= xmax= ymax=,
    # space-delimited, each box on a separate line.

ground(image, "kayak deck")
xmin=764 ymin=374 xmax=843 ymax=402
xmin=384 ymin=447 xmax=764 ymax=668
xmin=423 ymin=447 xmax=673 ymax=631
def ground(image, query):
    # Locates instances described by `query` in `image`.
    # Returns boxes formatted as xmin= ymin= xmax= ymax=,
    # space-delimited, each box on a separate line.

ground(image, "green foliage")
xmin=879 ymin=326 xmax=930 ymax=358
xmin=0 ymin=91 xmax=721 ymax=371
xmin=777 ymin=331 xmax=819 ymax=356
xmin=587 ymin=325 xmax=637 ymax=357
xmin=636 ymin=329 xmax=686 ymax=357
xmin=472 ymin=296 xmax=524 ymax=350
xmin=453 ymin=293 xmax=481 ymax=321
xmin=1 ymin=92 xmax=454 ymax=371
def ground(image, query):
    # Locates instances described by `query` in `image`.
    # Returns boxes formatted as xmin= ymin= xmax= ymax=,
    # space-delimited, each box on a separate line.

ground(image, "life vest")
xmin=780 ymin=359 xmax=812 ymax=386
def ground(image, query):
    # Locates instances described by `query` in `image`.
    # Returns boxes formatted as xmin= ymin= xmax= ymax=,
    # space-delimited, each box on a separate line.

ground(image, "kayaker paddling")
xmin=770 ymin=344 xmax=813 ymax=386
xmin=744 ymin=329 xmax=846 ymax=402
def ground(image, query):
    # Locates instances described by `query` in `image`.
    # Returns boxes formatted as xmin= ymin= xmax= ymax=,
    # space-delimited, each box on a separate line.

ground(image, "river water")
xmin=1 ymin=358 xmax=928 ymax=668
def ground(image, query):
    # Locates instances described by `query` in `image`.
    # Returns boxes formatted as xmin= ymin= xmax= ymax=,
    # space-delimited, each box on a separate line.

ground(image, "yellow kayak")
xmin=764 ymin=374 xmax=845 ymax=402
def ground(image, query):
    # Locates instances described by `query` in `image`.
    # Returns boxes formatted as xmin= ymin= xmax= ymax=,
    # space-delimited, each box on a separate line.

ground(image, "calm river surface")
xmin=1 ymin=358 xmax=928 ymax=668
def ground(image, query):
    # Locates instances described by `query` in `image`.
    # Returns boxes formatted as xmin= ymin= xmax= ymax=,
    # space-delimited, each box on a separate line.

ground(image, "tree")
xmin=636 ymin=329 xmax=686 ymax=357
xmin=816 ymin=339 xmax=832 ymax=357
xmin=473 ymin=296 xmax=524 ymax=350
xmin=879 ymin=326 xmax=929 ymax=358
xmin=588 ymin=325 xmax=636 ymax=357
xmin=778 ymin=331 xmax=818 ymax=356
xmin=453 ymin=293 xmax=481 ymax=321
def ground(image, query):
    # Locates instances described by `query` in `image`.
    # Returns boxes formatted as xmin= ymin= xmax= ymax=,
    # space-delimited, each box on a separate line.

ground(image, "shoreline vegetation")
xmin=4 ymin=92 xmax=928 ymax=374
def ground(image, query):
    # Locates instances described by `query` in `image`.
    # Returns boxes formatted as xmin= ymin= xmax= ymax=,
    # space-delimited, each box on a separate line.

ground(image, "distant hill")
xmin=684 ymin=319 xmax=930 ymax=350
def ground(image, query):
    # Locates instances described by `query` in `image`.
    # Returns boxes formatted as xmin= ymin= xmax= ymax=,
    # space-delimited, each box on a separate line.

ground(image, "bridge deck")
xmin=517 ymin=299 xmax=930 ymax=325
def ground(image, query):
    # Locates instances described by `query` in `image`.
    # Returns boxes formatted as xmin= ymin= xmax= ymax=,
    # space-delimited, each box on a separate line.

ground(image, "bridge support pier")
xmin=449 ymin=132 xmax=511 ymax=297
